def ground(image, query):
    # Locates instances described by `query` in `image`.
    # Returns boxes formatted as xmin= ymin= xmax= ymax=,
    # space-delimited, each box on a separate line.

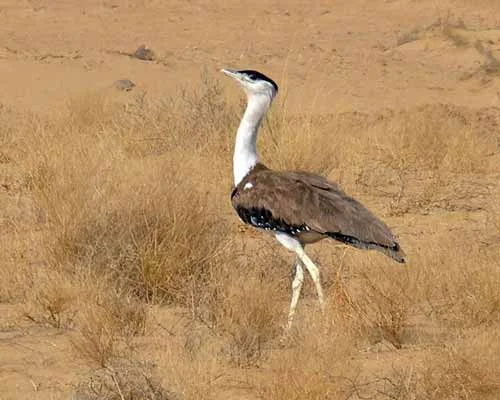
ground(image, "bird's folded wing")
xmin=232 ymin=166 xmax=398 ymax=249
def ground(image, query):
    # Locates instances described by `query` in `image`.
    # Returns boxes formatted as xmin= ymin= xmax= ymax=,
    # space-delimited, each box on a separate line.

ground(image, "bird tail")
xmin=326 ymin=232 xmax=407 ymax=264
xmin=378 ymin=243 xmax=407 ymax=264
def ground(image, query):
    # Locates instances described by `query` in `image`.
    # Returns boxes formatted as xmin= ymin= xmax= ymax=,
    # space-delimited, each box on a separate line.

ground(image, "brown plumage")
xmin=231 ymin=163 xmax=406 ymax=263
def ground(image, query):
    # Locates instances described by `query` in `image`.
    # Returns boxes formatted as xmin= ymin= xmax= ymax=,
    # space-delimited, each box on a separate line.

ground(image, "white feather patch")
xmin=243 ymin=182 xmax=254 ymax=190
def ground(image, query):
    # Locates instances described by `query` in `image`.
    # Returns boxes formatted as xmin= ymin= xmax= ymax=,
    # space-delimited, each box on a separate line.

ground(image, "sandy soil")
xmin=1 ymin=0 xmax=499 ymax=114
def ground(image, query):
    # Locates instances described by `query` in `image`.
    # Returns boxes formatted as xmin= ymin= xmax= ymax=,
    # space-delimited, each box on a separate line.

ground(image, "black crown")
xmin=238 ymin=70 xmax=279 ymax=92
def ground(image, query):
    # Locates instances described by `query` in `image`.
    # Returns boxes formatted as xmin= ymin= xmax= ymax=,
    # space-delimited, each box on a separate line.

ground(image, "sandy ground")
xmin=0 ymin=0 xmax=499 ymax=399
xmin=1 ymin=0 xmax=499 ymax=114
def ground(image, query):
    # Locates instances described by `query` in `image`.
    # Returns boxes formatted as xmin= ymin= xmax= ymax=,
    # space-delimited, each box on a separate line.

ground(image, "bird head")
xmin=221 ymin=69 xmax=278 ymax=100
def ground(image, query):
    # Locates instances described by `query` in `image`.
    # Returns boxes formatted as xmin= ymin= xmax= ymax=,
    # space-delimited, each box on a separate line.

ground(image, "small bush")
xmin=203 ymin=243 xmax=286 ymax=366
xmin=72 ymin=278 xmax=147 ymax=367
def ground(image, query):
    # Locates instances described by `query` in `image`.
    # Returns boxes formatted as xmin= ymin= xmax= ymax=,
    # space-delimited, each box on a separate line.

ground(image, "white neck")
xmin=233 ymin=93 xmax=272 ymax=186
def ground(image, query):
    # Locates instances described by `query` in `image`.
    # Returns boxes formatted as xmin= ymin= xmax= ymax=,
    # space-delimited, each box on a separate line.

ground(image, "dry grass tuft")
xmin=396 ymin=14 xmax=468 ymax=47
xmin=416 ymin=237 xmax=500 ymax=329
xmin=51 ymin=175 xmax=224 ymax=305
xmin=25 ymin=84 xmax=232 ymax=307
xmin=440 ymin=16 xmax=468 ymax=47
xmin=258 ymin=324 xmax=357 ymax=399
xmin=202 ymin=244 xmax=287 ymax=365
xmin=346 ymin=105 xmax=495 ymax=215
xmin=261 ymin=111 xmax=340 ymax=175
xmin=24 ymin=267 xmax=75 ymax=328
xmin=112 ymin=73 xmax=238 ymax=158
xmin=361 ymin=365 xmax=419 ymax=400
xmin=354 ymin=330 xmax=500 ymax=399
xmin=420 ymin=341 xmax=500 ymax=400
xmin=349 ymin=266 xmax=412 ymax=349
xmin=475 ymin=41 xmax=500 ymax=75
xmin=72 ymin=278 xmax=147 ymax=367
xmin=74 ymin=359 xmax=175 ymax=400
xmin=0 ymin=104 xmax=16 ymax=163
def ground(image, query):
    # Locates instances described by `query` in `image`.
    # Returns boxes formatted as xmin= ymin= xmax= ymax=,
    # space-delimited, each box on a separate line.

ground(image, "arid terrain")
xmin=1 ymin=0 xmax=499 ymax=399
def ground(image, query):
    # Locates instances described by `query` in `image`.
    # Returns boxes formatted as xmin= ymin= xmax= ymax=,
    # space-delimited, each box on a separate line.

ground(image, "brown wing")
xmin=232 ymin=164 xmax=406 ymax=263
xmin=284 ymin=170 xmax=344 ymax=192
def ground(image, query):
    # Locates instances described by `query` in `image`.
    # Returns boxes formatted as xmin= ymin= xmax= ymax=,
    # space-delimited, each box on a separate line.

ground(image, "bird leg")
xmin=287 ymin=257 xmax=304 ymax=329
xmin=295 ymin=246 xmax=325 ymax=314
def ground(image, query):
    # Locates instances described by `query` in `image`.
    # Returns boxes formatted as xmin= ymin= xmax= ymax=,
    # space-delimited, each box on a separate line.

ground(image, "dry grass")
xmin=203 ymin=244 xmax=286 ymax=365
xmin=475 ymin=41 xmax=500 ymax=75
xmin=350 ymin=266 xmax=412 ymax=349
xmin=369 ymin=330 xmax=500 ymax=400
xmin=71 ymin=277 xmax=147 ymax=367
xmin=415 ymin=235 xmax=500 ymax=329
xmin=258 ymin=326 xmax=358 ymax=399
xmin=23 ymin=267 xmax=75 ymax=328
xmin=25 ymin=86 xmax=232 ymax=307
xmin=74 ymin=359 xmax=175 ymax=400
xmin=0 ymin=76 xmax=499 ymax=399
xmin=396 ymin=14 xmax=467 ymax=47
xmin=420 ymin=337 xmax=500 ymax=400
xmin=262 ymin=102 xmax=495 ymax=218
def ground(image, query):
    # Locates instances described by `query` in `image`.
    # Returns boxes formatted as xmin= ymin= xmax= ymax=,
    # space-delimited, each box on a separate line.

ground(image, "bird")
xmin=221 ymin=68 xmax=407 ymax=329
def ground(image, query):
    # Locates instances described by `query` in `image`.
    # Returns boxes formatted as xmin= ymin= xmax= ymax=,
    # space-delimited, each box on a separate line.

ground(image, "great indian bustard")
xmin=221 ymin=68 xmax=407 ymax=329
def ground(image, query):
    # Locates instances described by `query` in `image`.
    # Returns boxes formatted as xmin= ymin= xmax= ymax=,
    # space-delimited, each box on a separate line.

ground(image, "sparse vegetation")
xmin=1 ymin=6 xmax=500 ymax=396
xmin=1 ymin=74 xmax=499 ymax=398
xmin=74 ymin=359 xmax=175 ymax=400
xmin=396 ymin=14 xmax=468 ymax=47
xmin=71 ymin=278 xmax=147 ymax=367
xmin=475 ymin=41 xmax=500 ymax=75
xmin=1 ymin=74 xmax=497 ymax=398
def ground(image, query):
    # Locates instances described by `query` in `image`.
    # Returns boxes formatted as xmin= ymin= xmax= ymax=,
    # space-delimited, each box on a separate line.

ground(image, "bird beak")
xmin=221 ymin=68 xmax=242 ymax=81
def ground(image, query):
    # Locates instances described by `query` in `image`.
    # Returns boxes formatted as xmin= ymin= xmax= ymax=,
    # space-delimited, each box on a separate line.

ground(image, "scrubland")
xmin=1 ymin=73 xmax=499 ymax=399
xmin=1 ymin=1 xmax=500 ymax=398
